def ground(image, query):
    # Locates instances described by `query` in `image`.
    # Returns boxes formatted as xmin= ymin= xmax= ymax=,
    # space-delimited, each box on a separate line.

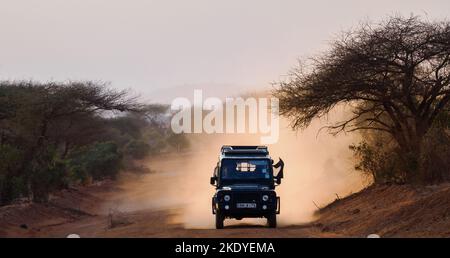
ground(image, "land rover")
xmin=210 ymin=146 xmax=283 ymax=229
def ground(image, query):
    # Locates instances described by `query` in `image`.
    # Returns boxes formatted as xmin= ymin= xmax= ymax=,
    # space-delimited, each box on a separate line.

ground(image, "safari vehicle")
xmin=210 ymin=146 xmax=284 ymax=229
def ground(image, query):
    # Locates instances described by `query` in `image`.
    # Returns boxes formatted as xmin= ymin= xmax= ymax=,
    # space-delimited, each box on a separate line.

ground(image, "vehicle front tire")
xmin=215 ymin=211 xmax=225 ymax=229
xmin=267 ymin=213 xmax=277 ymax=228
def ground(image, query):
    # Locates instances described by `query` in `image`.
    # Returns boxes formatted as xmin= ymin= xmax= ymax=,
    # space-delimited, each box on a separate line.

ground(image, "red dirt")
xmin=316 ymin=183 xmax=450 ymax=237
xmin=0 ymin=176 xmax=449 ymax=237
xmin=0 ymin=178 xmax=328 ymax=237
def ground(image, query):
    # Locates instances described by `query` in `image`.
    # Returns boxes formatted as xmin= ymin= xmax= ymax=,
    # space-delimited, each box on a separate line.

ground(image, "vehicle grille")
xmin=232 ymin=192 xmax=260 ymax=203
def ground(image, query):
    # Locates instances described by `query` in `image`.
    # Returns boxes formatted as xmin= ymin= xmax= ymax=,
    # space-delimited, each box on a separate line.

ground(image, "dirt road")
xmin=2 ymin=152 xmax=449 ymax=237
xmin=0 ymin=153 xmax=335 ymax=237
xmin=0 ymin=150 xmax=450 ymax=238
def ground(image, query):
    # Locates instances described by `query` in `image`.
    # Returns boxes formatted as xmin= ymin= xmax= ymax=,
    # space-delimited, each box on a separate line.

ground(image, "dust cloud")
xmin=111 ymin=106 xmax=368 ymax=229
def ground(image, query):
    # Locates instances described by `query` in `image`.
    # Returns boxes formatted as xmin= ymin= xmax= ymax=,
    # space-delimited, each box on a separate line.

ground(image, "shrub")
xmin=124 ymin=140 xmax=151 ymax=159
xmin=30 ymin=159 xmax=67 ymax=203
xmin=0 ymin=145 xmax=27 ymax=204
xmin=350 ymin=141 xmax=406 ymax=184
xmin=351 ymin=110 xmax=450 ymax=184
xmin=68 ymin=142 xmax=122 ymax=182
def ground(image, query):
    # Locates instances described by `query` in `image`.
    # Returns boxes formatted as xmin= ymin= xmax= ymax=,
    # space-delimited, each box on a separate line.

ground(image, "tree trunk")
xmin=402 ymin=132 xmax=426 ymax=184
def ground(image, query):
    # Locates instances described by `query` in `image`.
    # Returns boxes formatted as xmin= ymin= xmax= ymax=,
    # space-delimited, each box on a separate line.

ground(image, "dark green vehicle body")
xmin=210 ymin=146 xmax=284 ymax=229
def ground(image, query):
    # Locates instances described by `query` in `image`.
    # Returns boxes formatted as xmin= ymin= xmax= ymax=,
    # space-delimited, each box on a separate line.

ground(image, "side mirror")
xmin=273 ymin=158 xmax=284 ymax=185
xmin=210 ymin=176 xmax=217 ymax=186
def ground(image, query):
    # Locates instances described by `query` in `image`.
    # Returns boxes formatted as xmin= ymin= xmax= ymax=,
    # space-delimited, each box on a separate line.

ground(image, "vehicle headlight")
xmin=224 ymin=195 xmax=231 ymax=201
xmin=262 ymin=195 xmax=269 ymax=201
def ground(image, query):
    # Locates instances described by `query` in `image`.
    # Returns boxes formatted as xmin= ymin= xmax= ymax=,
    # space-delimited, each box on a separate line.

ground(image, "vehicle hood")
xmin=220 ymin=184 xmax=271 ymax=191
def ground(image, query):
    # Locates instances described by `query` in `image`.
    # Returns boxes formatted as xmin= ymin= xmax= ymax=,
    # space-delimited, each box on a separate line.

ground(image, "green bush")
xmin=124 ymin=140 xmax=151 ymax=159
xmin=421 ymin=127 xmax=450 ymax=183
xmin=30 ymin=159 xmax=67 ymax=203
xmin=0 ymin=175 xmax=28 ymax=204
xmin=351 ymin=110 xmax=450 ymax=184
xmin=0 ymin=145 xmax=27 ymax=204
xmin=67 ymin=142 xmax=122 ymax=183
xmin=349 ymin=141 xmax=406 ymax=184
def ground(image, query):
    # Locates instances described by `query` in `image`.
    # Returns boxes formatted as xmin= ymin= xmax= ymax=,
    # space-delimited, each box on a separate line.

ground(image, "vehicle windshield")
xmin=220 ymin=159 xmax=272 ymax=180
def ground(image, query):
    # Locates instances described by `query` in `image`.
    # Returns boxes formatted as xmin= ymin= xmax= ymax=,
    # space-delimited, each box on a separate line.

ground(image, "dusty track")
xmin=0 ymin=178 xmax=331 ymax=238
xmin=0 ymin=153 xmax=336 ymax=238
xmin=1 ymin=153 xmax=449 ymax=238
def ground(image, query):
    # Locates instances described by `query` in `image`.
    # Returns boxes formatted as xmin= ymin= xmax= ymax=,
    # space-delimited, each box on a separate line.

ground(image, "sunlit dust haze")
xmin=110 ymin=104 xmax=369 ymax=229
xmin=175 ymin=109 xmax=369 ymax=228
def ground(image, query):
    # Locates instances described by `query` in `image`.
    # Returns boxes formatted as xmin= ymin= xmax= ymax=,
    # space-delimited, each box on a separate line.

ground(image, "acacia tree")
xmin=274 ymin=16 xmax=450 ymax=182
xmin=0 ymin=81 xmax=143 ymax=202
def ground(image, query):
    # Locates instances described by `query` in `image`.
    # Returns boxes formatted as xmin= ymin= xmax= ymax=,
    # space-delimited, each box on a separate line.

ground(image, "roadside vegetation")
xmin=275 ymin=15 xmax=450 ymax=185
xmin=0 ymin=81 xmax=189 ymax=205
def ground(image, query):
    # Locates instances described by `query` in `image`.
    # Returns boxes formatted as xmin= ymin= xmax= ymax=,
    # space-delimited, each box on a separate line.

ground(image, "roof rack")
xmin=221 ymin=145 xmax=269 ymax=156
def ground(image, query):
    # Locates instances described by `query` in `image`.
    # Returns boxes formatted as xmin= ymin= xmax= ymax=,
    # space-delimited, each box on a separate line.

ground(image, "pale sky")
xmin=0 ymin=0 xmax=449 ymax=101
